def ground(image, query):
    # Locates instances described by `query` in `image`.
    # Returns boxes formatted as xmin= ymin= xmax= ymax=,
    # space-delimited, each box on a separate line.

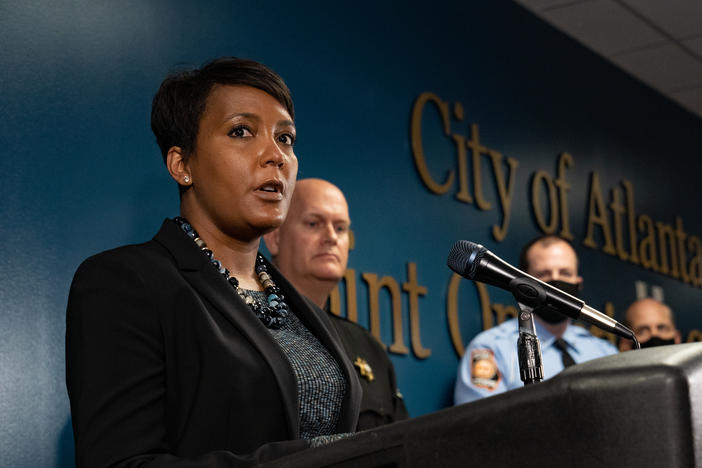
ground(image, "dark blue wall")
xmin=2 ymin=1 xmax=701 ymax=466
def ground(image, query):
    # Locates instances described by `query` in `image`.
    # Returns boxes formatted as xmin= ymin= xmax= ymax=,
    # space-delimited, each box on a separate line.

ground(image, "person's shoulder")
xmin=568 ymin=324 xmax=618 ymax=353
xmin=73 ymin=239 xmax=169 ymax=282
xmin=76 ymin=218 xmax=183 ymax=272
xmin=80 ymin=239 xmax=163 ymax=266
xmin=567 ymin=323 xmax=607 ymax=341
xmin=471 ymin=317 xmax=519 ymax=342
xmin=327 ymin=314 xmax=388 ymax=351
xmin=463 ymin=318 xmax=519 ymax=359
xmin=328 ymin=314 xmax=375 ymax=339
xmin=328 ymin=313 xmax=363 ymax=329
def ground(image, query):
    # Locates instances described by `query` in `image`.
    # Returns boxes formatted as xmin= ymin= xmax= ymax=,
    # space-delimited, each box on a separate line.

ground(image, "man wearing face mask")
xmin=454 ymin=235 xmax=618 ymax=404
xmin=619 ymin=298 xmax=681 ymax=351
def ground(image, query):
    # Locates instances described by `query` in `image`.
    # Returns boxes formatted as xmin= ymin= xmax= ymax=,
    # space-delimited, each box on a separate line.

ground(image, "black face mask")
xmin=639 ymin=336 xmax=677 ymax=348
xmin=533 ymin=280 xmax=581 ymax=325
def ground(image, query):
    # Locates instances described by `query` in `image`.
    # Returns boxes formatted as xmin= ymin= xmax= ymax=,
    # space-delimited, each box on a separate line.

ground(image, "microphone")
xmin=447 ymin=240 xmax=635 ymax=340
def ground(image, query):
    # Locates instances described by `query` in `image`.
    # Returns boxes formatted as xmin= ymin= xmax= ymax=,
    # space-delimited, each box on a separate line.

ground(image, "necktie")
xmin=554 ymin=338 xmax=576 ymax=368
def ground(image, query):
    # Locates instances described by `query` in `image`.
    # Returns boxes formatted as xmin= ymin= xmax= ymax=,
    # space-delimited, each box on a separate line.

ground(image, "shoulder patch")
xmin=470 ymin=349 xmax=501 ymax=390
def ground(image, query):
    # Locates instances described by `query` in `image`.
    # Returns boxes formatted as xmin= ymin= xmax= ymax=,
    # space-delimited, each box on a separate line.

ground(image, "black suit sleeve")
xmin=66 ymin=256 xmax=308 ymax=468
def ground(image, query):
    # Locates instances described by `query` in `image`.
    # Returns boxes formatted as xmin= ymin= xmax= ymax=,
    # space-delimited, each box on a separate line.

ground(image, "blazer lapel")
xmin=152 ymin=219 xmax=300 ymax=437
xmin=263 ymin=257 xmax=362 ymax=433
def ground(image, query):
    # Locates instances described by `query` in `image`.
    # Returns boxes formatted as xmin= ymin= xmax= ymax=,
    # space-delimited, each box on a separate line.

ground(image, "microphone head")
xmin=447 ymin=240 xmax=487 ymax=279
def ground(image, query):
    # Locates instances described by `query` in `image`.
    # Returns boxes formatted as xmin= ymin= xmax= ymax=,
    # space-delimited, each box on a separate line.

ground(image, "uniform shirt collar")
xmin=534 ymin=319 xmax=580 ymax=350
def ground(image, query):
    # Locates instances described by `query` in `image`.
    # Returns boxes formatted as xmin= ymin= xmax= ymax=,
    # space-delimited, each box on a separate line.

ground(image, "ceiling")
xmin=514 ymin=0 xmax=702 ymax=120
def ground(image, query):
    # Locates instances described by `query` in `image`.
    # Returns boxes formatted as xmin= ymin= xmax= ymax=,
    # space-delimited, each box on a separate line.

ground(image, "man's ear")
xmin=618 ymin=337 xmax=632 ymax=352
xmin=675 ymin=329 xmax=682 ymax=344
xmin=263 ymin=229 xmax=281 ymax=256
xmin=166 ymin=146 xmax=192 ymax=186
xmin=576 ymin=275 xmax=584 ymax=290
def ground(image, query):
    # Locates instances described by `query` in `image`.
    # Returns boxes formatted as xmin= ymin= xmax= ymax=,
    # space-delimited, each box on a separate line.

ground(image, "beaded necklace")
xmin=174 ymin=216 xmax=290 ymax=329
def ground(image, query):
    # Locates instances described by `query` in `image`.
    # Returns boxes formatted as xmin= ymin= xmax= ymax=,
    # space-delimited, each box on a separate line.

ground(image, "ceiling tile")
xmin=611 ymin=43 xmax=702 ymax=91
xmin=513 ymin=0 xmax=582 ymax=11
xmin=668 ymin=87 xmax=702 ymax=116
xmin=541 ymin=0 xmax=667 ymax=56
xmin=619 ymin=0 xmax=702 ymax=40
xmin=682 ymin=36 xmax=702 ymax=59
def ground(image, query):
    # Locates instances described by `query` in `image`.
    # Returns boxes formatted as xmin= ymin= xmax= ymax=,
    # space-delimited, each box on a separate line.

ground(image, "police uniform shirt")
xmin=454 ymin=318 xmax=618 ymax=405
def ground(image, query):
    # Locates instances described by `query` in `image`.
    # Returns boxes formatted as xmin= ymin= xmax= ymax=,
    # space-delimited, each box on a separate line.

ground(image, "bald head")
xmin=288 ymin=179 xmax=349 ymax=226
xmin=264 ymin=178 xmax=351 ymax=307
xmin=621 ymin=298 xmax=680 ymax=350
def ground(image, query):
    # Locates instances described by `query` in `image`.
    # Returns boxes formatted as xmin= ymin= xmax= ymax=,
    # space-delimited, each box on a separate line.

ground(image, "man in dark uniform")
xmin=265 ymin=178 xmax=408 ymax=429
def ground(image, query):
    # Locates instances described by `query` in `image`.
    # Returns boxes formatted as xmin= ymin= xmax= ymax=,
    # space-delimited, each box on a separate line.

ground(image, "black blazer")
xmin=66 ymin=219 xmax=361 ymax=467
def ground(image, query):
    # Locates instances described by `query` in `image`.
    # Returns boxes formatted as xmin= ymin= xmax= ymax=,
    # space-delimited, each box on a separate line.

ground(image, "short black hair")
xmin=518 ymin=235 xmax=577 ymax=272
xmin=150 ymin=57 xmax=294 ymax=163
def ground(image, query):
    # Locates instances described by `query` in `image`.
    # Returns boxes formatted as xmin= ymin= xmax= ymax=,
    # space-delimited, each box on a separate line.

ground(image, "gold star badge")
xmin=353 ymin=357 xmax=374 ymax=382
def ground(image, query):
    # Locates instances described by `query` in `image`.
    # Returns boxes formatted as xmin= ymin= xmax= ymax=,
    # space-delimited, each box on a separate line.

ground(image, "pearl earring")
xmin=184 ymin=176 xmax=191 ymax=183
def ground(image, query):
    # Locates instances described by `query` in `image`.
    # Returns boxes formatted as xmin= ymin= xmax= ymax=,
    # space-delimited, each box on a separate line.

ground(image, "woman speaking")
xmin=66 ymin=57 xmax=361 ymax=467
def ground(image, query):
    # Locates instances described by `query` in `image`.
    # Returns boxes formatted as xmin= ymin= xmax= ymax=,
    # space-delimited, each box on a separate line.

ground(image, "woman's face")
xmin=184 ymin=84 xmax=298 ymax=241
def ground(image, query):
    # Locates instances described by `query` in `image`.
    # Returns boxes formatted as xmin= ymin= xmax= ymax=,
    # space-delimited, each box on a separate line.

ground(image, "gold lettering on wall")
xmin=488 ymin=150 xmax=519 ymax=241
xmin=344 ymin=269 xmax=358 ymax=322
xmin=621 ymin=180 xmax=640 ymax=264
xmin=529 ymin=152 xmax=574 ymax=238
xmin=446 ymin=273 xmax=464 ymax=357
xmin=675 ymin=217 xmax=690 ymax=284
xmin=467 ymin=124 xmax=492 ymax=211
xmin=411 ymin=91 xmax=702 ymax=287
xmin=583 ymin=172 xmax=616 ymax=255
xmin=410 ymin=93 xmax=524 ymax=243
xmin=578 ymin=176 xmax=700 ymax=288
xmin=402 ymin=262 xmax=431 ymax=359
xmin=329 ymin=268 xmax=359 ymax=322
xmin=363 ymin=273 xmax=409 ymax=355
xmin=330 ymin=258 xmax=430 ymax=359
xmin=555 ymin=153 xmax=574 ymax=240
xmin=655 ymin=221 xmax=679 ymax=278
xmin=447 ymin=273 xmax=492 ymax=357
xmin=638 ymin=214 xmax=659 ymax=271
xmin=688 ymin=236 xmax=702 ymax=287
xmin=452 ymin=134 xmax=472 ymax=203
xmin=410 ymin=92 xmax=454 ymax=194
xmin=609 ymin=188 xmax=629 ymax=261
xmin=531 ymin=170 xmax=558 ymax=233
xmin=328 ymin=286 xmax=341 ymax=317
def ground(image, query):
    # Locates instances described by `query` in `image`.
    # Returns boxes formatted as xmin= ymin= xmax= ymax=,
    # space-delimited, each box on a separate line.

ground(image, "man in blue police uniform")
xmin=265 ymin=178 xmax=409 ymax=429
xmin=454 ymin=235 xmax=618 ymax=404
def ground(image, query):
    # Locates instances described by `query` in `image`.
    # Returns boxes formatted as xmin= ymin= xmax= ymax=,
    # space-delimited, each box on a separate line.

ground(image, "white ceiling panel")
xmin=541 ymin=0 xmax=666 ymax=56
xmin=619 ymin=0 xmax=702 ymax=39
xmin=611 ymin=43 xmax=702 ymax=91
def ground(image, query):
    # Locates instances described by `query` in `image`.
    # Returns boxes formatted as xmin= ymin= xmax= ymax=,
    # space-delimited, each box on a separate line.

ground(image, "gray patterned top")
xmin=246 ymin=290 xmax=347 ymax=440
